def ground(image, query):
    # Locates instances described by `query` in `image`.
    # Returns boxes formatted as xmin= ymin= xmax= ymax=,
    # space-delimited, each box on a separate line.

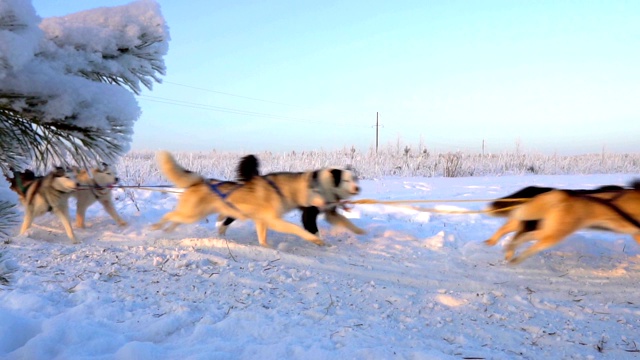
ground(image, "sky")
xmin=30 ymin=0 xmax=640 ymax=155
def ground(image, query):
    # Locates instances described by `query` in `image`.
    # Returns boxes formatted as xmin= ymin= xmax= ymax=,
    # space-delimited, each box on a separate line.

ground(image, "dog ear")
xmin=330 ymin=169 xmax=342 ymax=187
xmin=101 ymin=162 xmax=109 ymax=171
xmin=345 ymin=166 xmax=360 ymax=181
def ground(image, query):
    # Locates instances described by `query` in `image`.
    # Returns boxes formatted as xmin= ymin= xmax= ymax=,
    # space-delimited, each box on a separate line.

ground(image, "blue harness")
xmin=206 ymin=177 xmax=285 ymax=212
xmin=207 ymin=181 xmax=244 ymax=212
xmin=263 ymin=177 xmax=284 ymax=199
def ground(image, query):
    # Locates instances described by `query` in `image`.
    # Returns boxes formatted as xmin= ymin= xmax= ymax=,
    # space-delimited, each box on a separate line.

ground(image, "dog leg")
xmin=151 ymin=217 xmax=180 ymax=232
xmin=508 ymin=219 xmax=577 ymax=265
xmin=264 ymin=218 xmax=325 ymax=246
xmin=75 ymin=199 xmax=89 ymax=228
xmin=508 ymin=237 xmax=562 ymax=265
xmin=255 ymin=220 xmax=269 ymax=247
xmin=325 ymin=209 xmax=366 ymax=235
xmin=301 ymin=207 xmax=320 ymax=234
xmin=164 ymin=221 xmax=180 ymax=232
xmin=19 ymin=210 xmax=35 ymax=236
xmin=485 ymin=218 xmax=521 ymax=246
xmin=99 ymin=197 xmax=128 ymax=226
xmin=634 ymin=234 xmax=640 ymax=245
xmin=53 ymin=207 xmax=78 ymax=244
xmin=150 ymin=216 xmax=169 ymax=231
xmin=217 ymin=216 xmax=235 ymax=236
xmin=504 ymin=231 xmax=537 ymax=262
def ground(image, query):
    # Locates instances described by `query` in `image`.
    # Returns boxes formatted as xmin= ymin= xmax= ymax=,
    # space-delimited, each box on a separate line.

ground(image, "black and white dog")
xmin=217 ymin=159 xmax=365 ymax=237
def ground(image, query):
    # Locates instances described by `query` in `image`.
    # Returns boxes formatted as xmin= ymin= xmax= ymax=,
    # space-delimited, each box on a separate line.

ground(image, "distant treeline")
xmin=118 ymin=144 xmax=640 ymax=184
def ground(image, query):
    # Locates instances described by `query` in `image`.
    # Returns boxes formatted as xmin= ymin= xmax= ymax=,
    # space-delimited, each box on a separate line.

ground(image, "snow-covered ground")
xmin=1 ymin=173 xmax=640 ymax=359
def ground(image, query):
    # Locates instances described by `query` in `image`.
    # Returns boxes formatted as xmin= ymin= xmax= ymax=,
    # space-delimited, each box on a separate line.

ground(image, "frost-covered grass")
xmin=118 ymin=146 xmax=640 ymax=185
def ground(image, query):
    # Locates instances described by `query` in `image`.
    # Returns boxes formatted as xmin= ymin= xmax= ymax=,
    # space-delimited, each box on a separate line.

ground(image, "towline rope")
xmin=78 ymin=183 xmax=527 ymax=214
xmin=341 ymin=198 xmax=525 ymax=215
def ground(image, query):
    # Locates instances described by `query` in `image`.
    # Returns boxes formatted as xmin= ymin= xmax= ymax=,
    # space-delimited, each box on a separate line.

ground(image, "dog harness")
xmin=207 ymin=180 xmax=244 ymax=213
xmin=579 ymin=192 xmax=640 ymax=230
xmin=12 ymin=169 xmax=36 ymax=197
xmin=86 ymin=179 xmax=112 ymax=200
xmin=263 ymin=177 xmax=284 ymax=199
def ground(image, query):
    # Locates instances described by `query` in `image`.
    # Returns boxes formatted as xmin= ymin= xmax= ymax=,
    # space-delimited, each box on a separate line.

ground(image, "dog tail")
xmin=156 ymin=151 xmax=203 ymax=188
xmin=236 ymin=155 xmax=260 ymax=182
xmin=486 ymin=186 xmax=555 ymax=217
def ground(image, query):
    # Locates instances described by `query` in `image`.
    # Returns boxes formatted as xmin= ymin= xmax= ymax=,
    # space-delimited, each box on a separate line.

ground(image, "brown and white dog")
xmin=152 ymin=151 xmax=328 ymax=247
xmin=13 ymin=167 xmax=80 ymax=243
xmin=485 ymin=183 xmax=640 ymax=264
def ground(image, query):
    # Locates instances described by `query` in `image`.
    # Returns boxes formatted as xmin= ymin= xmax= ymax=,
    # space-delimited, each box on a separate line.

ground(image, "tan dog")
xmin=485 ymin=183 xmax=640 ymax=264
xmin=73 ymin=164 xmax=127 ymax=228
xmin=151 ymin=151 xmax=327 ymax=247
xmin=17 ymin=167 xmax=79 ymax=243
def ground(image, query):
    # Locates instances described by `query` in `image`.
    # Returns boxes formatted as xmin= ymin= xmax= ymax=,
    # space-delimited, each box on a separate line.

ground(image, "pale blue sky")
xmin=32 ymin=0 xmax=640 ymax=154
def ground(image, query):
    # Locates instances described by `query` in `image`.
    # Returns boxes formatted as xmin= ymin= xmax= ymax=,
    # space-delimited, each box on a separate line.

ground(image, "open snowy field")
xmin=1 ymin=173 xmax=640 ymax=359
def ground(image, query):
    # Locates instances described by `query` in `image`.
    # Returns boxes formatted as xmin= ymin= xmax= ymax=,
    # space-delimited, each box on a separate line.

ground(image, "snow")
xmin=2 ymin=173 xmax=640 ymax=359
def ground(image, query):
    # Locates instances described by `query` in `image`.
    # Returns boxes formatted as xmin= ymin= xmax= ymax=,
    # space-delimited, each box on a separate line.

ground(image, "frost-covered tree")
xmin=0 ymin=0 xmax=170 ymax=237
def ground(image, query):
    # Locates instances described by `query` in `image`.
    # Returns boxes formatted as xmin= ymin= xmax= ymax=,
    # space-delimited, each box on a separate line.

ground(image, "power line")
xmin=163 ymin=81 xmax=304 ymax=108
xmin=138 ymin=95 xmax=368 ymax=128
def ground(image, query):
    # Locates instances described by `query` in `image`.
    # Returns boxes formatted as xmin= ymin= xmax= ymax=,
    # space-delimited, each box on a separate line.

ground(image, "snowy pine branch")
xmin=0 ymin=0 xmax=167 ymax=171
xmin=0 ymin=201 xmax=18 ymax=240
xmin=39 ymin=1 xmax=169 ymax=95
xmin=1 ymin=91 xmax=132 ymax=169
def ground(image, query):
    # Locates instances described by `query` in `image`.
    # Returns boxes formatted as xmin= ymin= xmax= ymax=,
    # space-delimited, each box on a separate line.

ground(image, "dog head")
xmin=51 ymin=167 xmax=78 ymax=193
xmin=90 ymin=162 xmax=120 ymax=187
xmin=314 ymin=167 xmax=361 ymax=202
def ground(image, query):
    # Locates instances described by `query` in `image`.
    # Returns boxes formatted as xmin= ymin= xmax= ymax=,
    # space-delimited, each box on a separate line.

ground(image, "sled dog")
xmin=73 ymin=164 xmax=127 ymax=228
xmin=484 ymin=182 xmax=640 ymax=264
xmin=218 ymin=165 xmax=365 ymax=237
xmin=151 ymin=151 xmax=327 ymax=247
xmin=15 ymin=167 xmax=80 ymax=243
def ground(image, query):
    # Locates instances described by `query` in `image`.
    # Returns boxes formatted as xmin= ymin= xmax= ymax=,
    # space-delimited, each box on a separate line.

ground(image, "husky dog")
xmin=73 ymin=163 xmax=127 ymax=228
xmin=485 ymin=183 xmax=639 ymax=264
xmin=151 ymin=151 xmax=327 ymax=247
xmin=218 ymin=166 xmax=365 ymax=237
xmin=16 ymin=167 xmax=80 ymax=243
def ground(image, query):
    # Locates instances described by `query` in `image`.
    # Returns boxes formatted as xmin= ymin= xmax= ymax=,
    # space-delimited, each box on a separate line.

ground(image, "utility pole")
xmin=375 ymin=112 xmax=380 ymax=153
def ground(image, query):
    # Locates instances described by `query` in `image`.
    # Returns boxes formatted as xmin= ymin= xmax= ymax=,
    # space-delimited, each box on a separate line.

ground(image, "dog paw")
xmin=311 ymin=238 xmax=325 ymax=246
xmin=484 ymin=239 xmax=497 ymax=246
xmin=504 ymin=251 xmax=515 ymax=262
xmin=118 ymin=221 xmax=128 ymax=227
xmin=353 ymin=227 xmax=367 ymax=235
xmin=507 ymin=257 xmax=522 ymax=265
